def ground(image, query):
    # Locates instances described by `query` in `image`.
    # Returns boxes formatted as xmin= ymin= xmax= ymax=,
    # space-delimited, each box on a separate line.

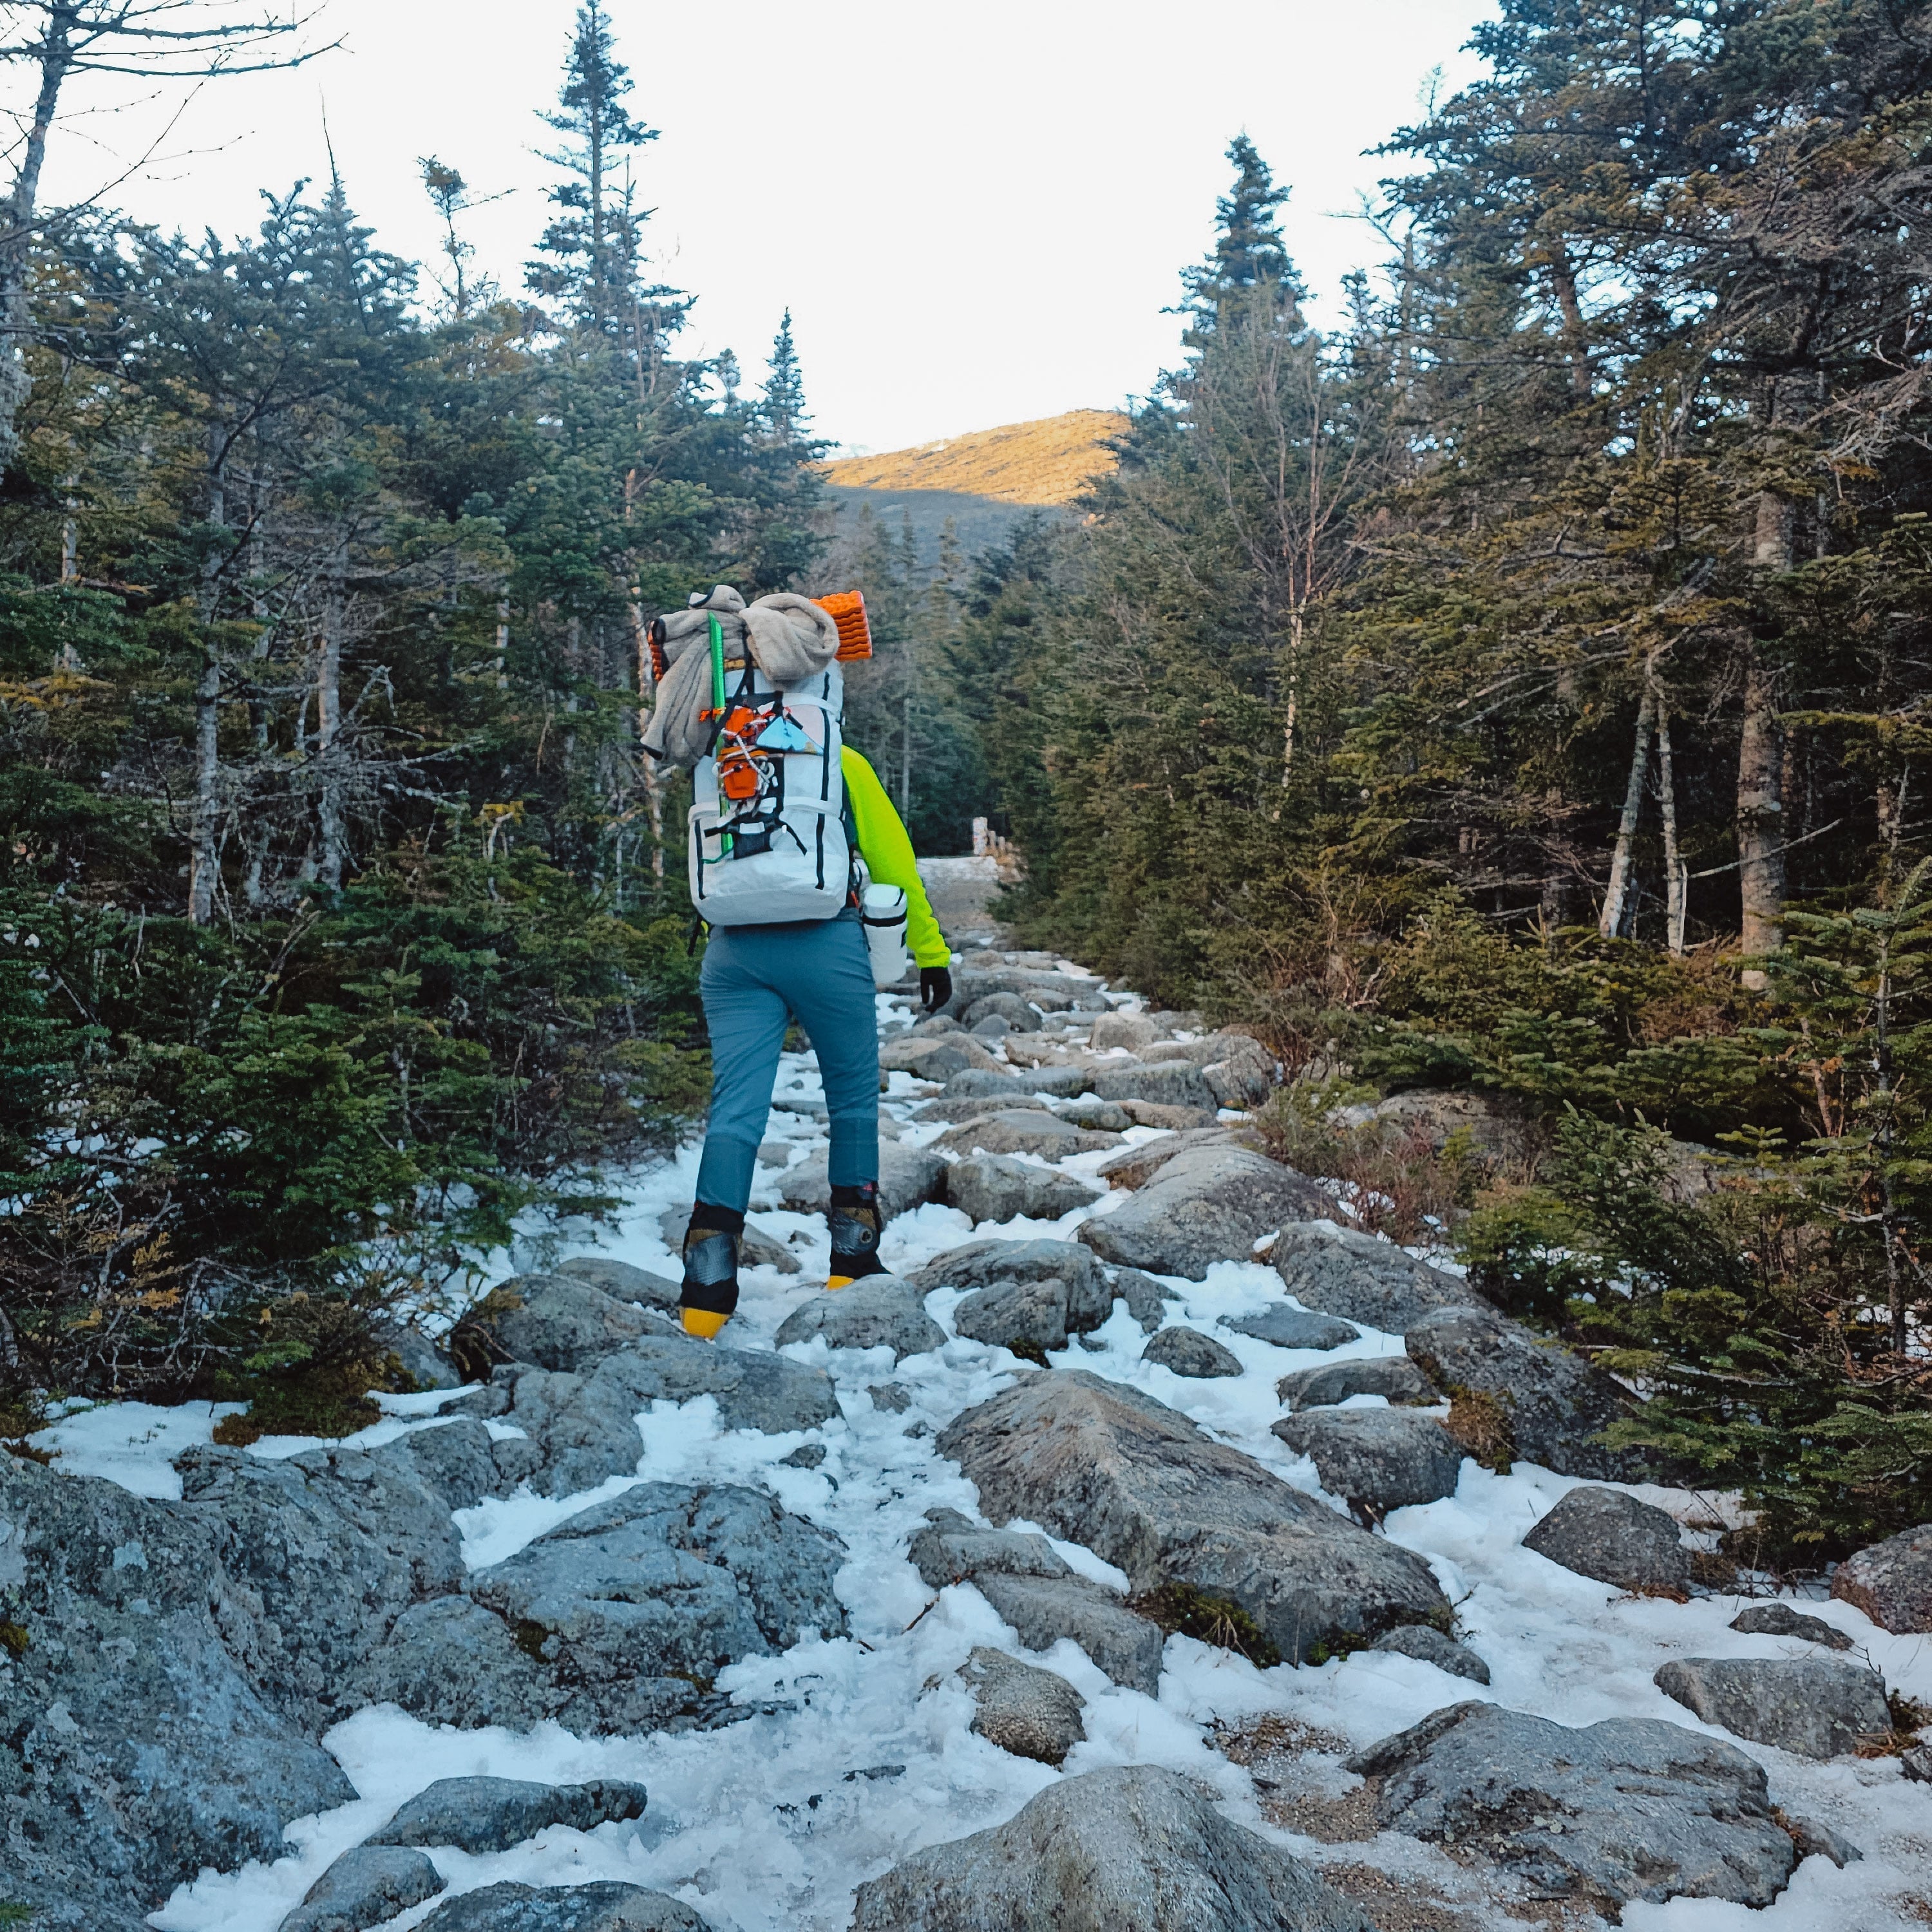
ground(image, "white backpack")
xmin=687 ymin=652 xmax=853 ymax=925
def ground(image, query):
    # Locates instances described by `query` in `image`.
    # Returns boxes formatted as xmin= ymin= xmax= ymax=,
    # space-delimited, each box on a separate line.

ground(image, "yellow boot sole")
xmin=681 ymin=1307 xmax=732 ymax=1340
xmin=825 ymin=1274 xmax=854 ymax=1291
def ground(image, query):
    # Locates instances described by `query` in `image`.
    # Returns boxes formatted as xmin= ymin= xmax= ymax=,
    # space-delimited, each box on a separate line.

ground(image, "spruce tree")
xmin=1184 ymin=133 xmax=1296 ymax=315
xmin=763 ymin=309 xmax=808 ymax=442
xmin=527 ymin=0 xmax=688 ymax=373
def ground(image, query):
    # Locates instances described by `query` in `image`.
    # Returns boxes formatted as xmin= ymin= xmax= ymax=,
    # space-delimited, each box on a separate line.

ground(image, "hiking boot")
xmin=680 ymin=1206 xmax=743 ymax=1339
xmin=826 ymin=1181 xmax=886 ymax=1289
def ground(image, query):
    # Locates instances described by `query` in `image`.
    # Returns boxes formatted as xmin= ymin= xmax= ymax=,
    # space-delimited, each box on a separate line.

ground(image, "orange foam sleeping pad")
xmin=813 ymin=589 xmax=873 ymax=661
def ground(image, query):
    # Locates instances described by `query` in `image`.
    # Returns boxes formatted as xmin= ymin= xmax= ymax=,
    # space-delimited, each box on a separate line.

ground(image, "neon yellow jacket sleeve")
xmin=841 ymin=746 xmax=951 ymax=967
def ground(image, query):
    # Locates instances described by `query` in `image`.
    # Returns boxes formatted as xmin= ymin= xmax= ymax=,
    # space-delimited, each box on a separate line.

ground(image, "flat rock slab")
xmin=913 ymin=1094 xmax=1040 ymax=1124
xmin=943 ymin=1152 xmax=1103 ymax=1225
xmin=1655 ymin=1656 xmax=1891 ymax=1759
xmin=1347 ymin=1699 xmax=1796 ymax=1911
xmin=781 ymin=1142 xmax=947 ymax=1218
xmin=1276 ymin=1356 xmax=1435 ymax=1411
xmin=960 ymin=1647 xmax=1086 ymax=1765
xmin=909 ymin=1508 xmax=1164 ymax=1695
xmin=1368 ymin=1624 xmax=1490 ymax=1683
xmin=656 ymin=1209 xmax=799 ymax=1275
xmin=372 ymin=1776 xmax=649 ymax=1852
xmin=278 ymin=1844 xmax=444 ymax=1932
xmin=1271 ymin=1409 xmax=1462 ymax=1519
xmin=974 ymin=1572 xmax=1166 ymax=1698
xmin=880 ymin=1036 xmax=1003 ymax=1083
xmin=1523 ymin=1486 xmax=1691 ymax=1595
xmin=912 ymin=1238 xmax=1117 ymax=1353
xmin=1049 ymin=1097 xmax=1133 ymax=1132
xmin=1078 ymin=1146 xmax=1334 ymax=1280
xmin=773 ymin=1276 xmax=946 ymax=1359
xmin=1119 ymin=1099 xmax=1221 ymax=1131
xmin=942 ymin=1067 xmax=1030 ymax=1098
xmin=366 ymin=1482 xmax=849 ymax=1738
xmin=1132 ymin=1035 xmax=1278 ymax=1110
xmin=495 ymin=1335 xmax=840 ymax=1496
xmin=1224 ymin=1306 xmax=1359 ymax=1351
xmin=1271 ymin=1222 xmax=1475 ymax=1331
xmin=936 ymin=1370 xmax=1448 ymax=1663
xmin=1089 ymin=1011 xmax=1165 ymax=1051
xmin=1090 ymin=1059 xmax=1218 ymax=1113
xmin=1094 ymin=1128 xmax=1236 ymax=1191
xmin=1140 ymin=1325 xmax=1243 ymax=1378
xmin=1405 ymin=1305 xmax=1650 ymax=1481
xmin=851 ymin=1763 xmax=1375 ymax=1932
xmin=909 ymin=1507 xmax=1074 ymax=1587
xmin=473 ymin=1273 xmax=679 ymax=1372
xmin=1730 ymin=1602 xmax=1854 ymax=1651
xmin=556 ymin=1255 xmax=687 ymax=1308
xmin=472 ymin=1480 xmax=845 ymax=1676
xmin=935 ymin=1109 xmax=1122 ymax=1159
xmin=1831 ymin=1520 xmax=1932 ymax=1632
xmin=415 ymin=1882 xmax=711 ymax=1931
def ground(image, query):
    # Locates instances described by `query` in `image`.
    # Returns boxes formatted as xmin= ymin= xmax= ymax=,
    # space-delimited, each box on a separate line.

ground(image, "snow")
xmin=30 ymin=965 xmax=1932 ymax=1931
xmin=31 ymin=1399 xmax=246 ymax=1501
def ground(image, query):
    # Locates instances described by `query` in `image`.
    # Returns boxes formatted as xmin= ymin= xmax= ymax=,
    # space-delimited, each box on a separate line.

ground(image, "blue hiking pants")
xmin=694 ymin=913 xmax=880 ymax=1214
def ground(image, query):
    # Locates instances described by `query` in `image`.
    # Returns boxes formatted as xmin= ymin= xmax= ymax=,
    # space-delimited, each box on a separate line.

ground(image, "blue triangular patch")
xmin=758 ymin=714 xmax=817 ymax=752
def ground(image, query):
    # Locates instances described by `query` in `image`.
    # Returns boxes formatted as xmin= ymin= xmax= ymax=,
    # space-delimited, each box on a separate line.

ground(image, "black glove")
xmin=920 ymin=965 xmax=952 ymax=1014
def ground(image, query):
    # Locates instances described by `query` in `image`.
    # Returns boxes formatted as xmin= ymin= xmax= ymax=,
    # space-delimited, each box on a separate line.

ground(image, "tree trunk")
xmin=1736 ymin=642 xmax=1785 ymax=983
xmin=187 ymin=426 xmax=229 ymax=924
xmin=316 ymin=538 xmax=346 ymax=891
xmin=0 ymin=11 xmax=74 ymax=484
xmin=187 ymin=649 xmax=222 ymax=924
xmin=1598 ymin=685 xmax=1655 ymax=938
xmin=1736 ymin=484 xmax=1794 ymax=985
xmin=1544 ymin=240 xmax=1592 ymax=400
xmin=1655 ymin=680 xmax=1685 ymax=955
xmin=1280 ymin=606 xmax=1302 ymax=782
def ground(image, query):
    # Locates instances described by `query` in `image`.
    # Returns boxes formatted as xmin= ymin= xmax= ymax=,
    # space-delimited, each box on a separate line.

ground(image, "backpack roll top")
xmin=688 ymin=657 xmax=852 ymax=925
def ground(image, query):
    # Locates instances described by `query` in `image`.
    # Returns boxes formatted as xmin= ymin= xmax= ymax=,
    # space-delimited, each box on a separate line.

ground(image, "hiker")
xmin=642 ymin=584 xmax=953 ymax=1338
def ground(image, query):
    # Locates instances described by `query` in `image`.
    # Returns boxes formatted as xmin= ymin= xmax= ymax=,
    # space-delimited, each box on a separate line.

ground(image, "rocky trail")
xmin=10 ymin=857 xmax=1932 ymax=1931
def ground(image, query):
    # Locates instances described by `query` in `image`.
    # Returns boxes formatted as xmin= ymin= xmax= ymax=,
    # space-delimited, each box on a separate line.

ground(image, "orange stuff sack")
xmin=813 ymin=589 xmax=872 ymax=661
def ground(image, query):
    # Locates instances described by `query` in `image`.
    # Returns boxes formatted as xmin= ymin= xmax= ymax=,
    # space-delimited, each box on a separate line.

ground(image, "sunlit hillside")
xmin=822 ymin=408 xmax=1128 ymax=506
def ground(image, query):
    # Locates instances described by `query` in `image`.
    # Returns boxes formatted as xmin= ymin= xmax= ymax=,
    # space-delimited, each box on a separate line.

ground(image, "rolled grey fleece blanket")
xmin=641 ymin=584 xmax=840 ymax=770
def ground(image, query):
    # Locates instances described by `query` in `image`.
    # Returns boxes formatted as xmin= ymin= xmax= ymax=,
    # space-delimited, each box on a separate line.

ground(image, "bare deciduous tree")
xmin=0 ymin=1 xmax=332 ymax=478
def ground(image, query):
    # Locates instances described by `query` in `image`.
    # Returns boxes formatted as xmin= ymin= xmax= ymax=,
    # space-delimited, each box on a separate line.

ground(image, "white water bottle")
xmin=862 ymin=882 xmax=909 ymax=989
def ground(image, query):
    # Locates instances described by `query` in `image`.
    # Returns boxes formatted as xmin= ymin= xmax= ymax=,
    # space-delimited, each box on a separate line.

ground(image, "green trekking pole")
xmin=708 ymin=612 xmax=732 ymax=857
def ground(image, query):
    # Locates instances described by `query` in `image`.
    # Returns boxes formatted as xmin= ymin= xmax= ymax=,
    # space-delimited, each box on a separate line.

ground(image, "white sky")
xmin=23 ymin=0 xmax=1497 ymax=454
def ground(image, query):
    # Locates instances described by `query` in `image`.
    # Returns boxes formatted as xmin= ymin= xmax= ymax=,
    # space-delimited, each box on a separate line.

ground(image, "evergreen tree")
xmin=527 ymin=0 xmax=685 ymax=368
xmin=1184 ymin=133 xmax=1294 ymax=312
xmin=763 ymin=310 xmax=807 ymax=440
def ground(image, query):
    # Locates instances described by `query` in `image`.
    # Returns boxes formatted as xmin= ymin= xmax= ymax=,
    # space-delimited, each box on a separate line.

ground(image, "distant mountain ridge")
xmin=822 ymin=409 xmax=1127 ymax=507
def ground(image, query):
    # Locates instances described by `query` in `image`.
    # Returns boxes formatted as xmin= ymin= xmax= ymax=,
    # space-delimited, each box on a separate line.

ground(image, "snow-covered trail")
xmin=37 ymin=869 xmax=1932 ymax=1932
